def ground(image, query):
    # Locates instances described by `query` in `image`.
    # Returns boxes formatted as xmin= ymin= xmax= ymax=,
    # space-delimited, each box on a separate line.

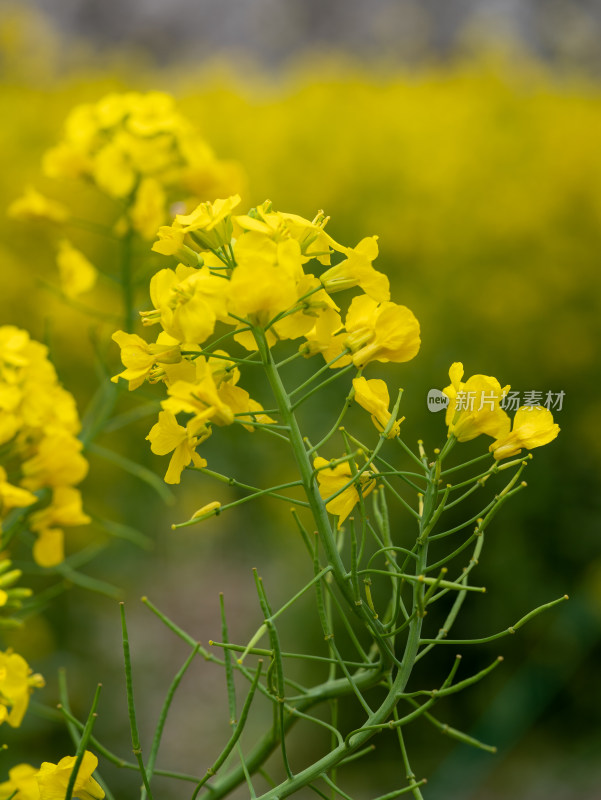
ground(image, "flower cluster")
xmin=0 ymin=750 xmax=103 ymax=799
xmin=8 ymin=91 xmax=242 ymax=299
xmin=112 ymin=197 xmax=421 ymax=484
xmin=0 ymin=326 xmax=90 ymax=566
xmin=443 ymin=362 xmax=560 ymax=458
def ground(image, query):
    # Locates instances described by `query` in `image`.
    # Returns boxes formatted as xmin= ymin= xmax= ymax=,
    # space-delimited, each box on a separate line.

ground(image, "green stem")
xmin=121 ymin=230 xmax=135 ymax=332
xmin=120 ymin=603 xmax=154 ymax=800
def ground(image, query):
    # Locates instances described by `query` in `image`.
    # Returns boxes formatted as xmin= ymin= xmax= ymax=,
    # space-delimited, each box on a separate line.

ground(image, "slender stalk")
xmin=120 ymin=603 xmax=154 ymax=800
xmin=120 ymin=230 xmax=135 ymax=333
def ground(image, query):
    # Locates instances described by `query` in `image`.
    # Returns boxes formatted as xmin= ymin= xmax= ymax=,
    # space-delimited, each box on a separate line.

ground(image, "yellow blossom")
xmin=42 ymin=91 xmax=241 ymax=209
xmin=344 ymin=294 xmax=421 ymax=368
xmin=36 ymin=751 xmax=104 ymax=800
xmin=0 ymin=763 xmax=39 ymax=800
xmin=175 ymin=195 xmax=241 ymax=249
xmin=235 ymin=202 xmax=333 ymax=263
xmin=217 ymin=382 xmax=276 ymax=432
xmin=490 ymin=406 xmax=560 ymax=460
xmin=111 ymin=330 xmax=181 ymax=390
xmin=0 ymin=467 xmax=38 ymax=517
xmin=443 ymin=362 xmax=511 ymax=443
xmin=29 ymin=487 xmax=90 ymax=567
xmin=130 ymin=177 xmax=166 ymax=240
xmin=43 ymin=141 xmax=91 ymax=180
xmin=31 ymin=529 xmax=64 ymax=569
xmin=352 ymin=377 xmax=402 ymax=437
xmin=162 ymin=358 xmax=235 ymax=429
xmin=321 ymin=236 xmax=390 ymax=302
xmin=152 ymin=222 xmax=185 ymax=255
xmin=0 ymin=649 xmax=44 ymax=728
xmin=152 ymin=223 xmax=200 ymax=266
xmin=21 ymin=431 xmax=88 ymax=490
xmin=56 ymin=240 xmax=97 ymax=299
xmin=142 ymin=266 xmax=229 ymax=345
xmin=8 ymin=187 xmax=69 ymax=224
xmin=272 ymin=274 xmax=339 ymax=342
xmin=207 ymin=351 xmax=239 ymax=387
xmin=227 ymin=236 xmax=302 ymax=327
xmin=314 ymin=456 xmax=376 ymax=528
xmin=300 ymin=308 xmax=350 ymax=364
xmin=146 ymin=411 xmax=209 ymax=484
xmin=93 ymin=141 xmax=137 ymax=197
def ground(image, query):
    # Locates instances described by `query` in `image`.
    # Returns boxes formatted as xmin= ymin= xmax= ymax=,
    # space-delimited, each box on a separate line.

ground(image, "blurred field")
xmin=1 ymin=8 xmax=601 ymax=799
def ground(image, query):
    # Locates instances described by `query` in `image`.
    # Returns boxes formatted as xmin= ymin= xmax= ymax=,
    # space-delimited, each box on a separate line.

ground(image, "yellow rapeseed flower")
xmin=175 ymin=195 xmax=241 ymax=249
xmin=111 ymin=330 xmax=182 ymax=390
xmin=162 ymin=358 xmax=235 ymax=429
xmin=56 ymin=239 xmax=97 ymax=299
xmin=8 ymin=186 xmax=69 ymax=224
xmin=21 ymin=431 xmax=88 ymax=490
xmin=314 ymin=456 xmax=376 ymax=528
xmin=443 ymin=362 xmax=510 ymax=442
xmin=130 ymin=177 xmax=166 ymax=240
xmin=36 ymin=751 xmax=104 ymax=800
xmin=490 ymin=406 xmax=560 ymax=460
xmin=29 ymin=486 xmax=91 ymax=567
xmin=0 ymin=649 xmax=44 ymax=728
xmin=0 ymin=466 xmax=38 ymax=518
xmin=352 ymin=377 xmax=402 ymax=438
xmin=344 ymin=294 xmax=421 ymax=368
xmin=146 ymin=410 xmax=208 ymax=484
xmin=0 ymin=763 xmax=39 ymax=800
xmin=320 ymin=236 xmax=390 ymax=302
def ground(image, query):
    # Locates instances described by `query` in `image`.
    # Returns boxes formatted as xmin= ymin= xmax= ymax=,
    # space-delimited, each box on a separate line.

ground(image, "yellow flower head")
xmin=8 ymin=187 xmax=69 ymax=224
xmin=29 ymin=486 xmax=91 ymax=567
xmin=0 ymin=649 xmax=45 ymax=728
xmin=352 ymin=377 xmax=403 ymax=438
xmin=146 ymin=410 xmax=209 ymax=484
xmin=344 ymin=295 xmax=421 ymax=368
xmin=0 ymin=763 xmax=39 ymax=800
xmin=42 ymin=92 xmax=241 ymax=207
xmin=111 ymin=330 xmax=181 ymax=390
xmin=227 ymin=236 xmax=302 ymax=327
xmin=152 ymin=223 xmax=201 ymax=267
xmin=490 ymin=406 xmax=560 ymax=460
xmin=162 ymin=357 xmax=235 ymax=429
xmin=36 ymin=751 xmax=104 ymax=800
xmin=130 ymin=177 xmax=166 ymax=240
xmin=56 ymin=240 xmax=97 ymax=299
xmin=314 ymin=456 xmax=376 ymax=528
xmin=21 ymin=431 xmax=88 ymax=490
xmin=442 ymin=362 xmax=510 ymax=443
xmin=320 ymin=236 xmax=390 ymax=302
xmin=217 ymin=382 xmax=276 ymax=432
xmin=0 ymin=466 xmax=38 ymax=516
xmin=300 ymin=308 xmax=349 ymax=365
xmin=175 ymin=195 xmax=241 ymax=249
xmin=235 ymin=203 xmax=333 ymax=263
xmin=142 ymin=266 xmax=229 ymax=346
